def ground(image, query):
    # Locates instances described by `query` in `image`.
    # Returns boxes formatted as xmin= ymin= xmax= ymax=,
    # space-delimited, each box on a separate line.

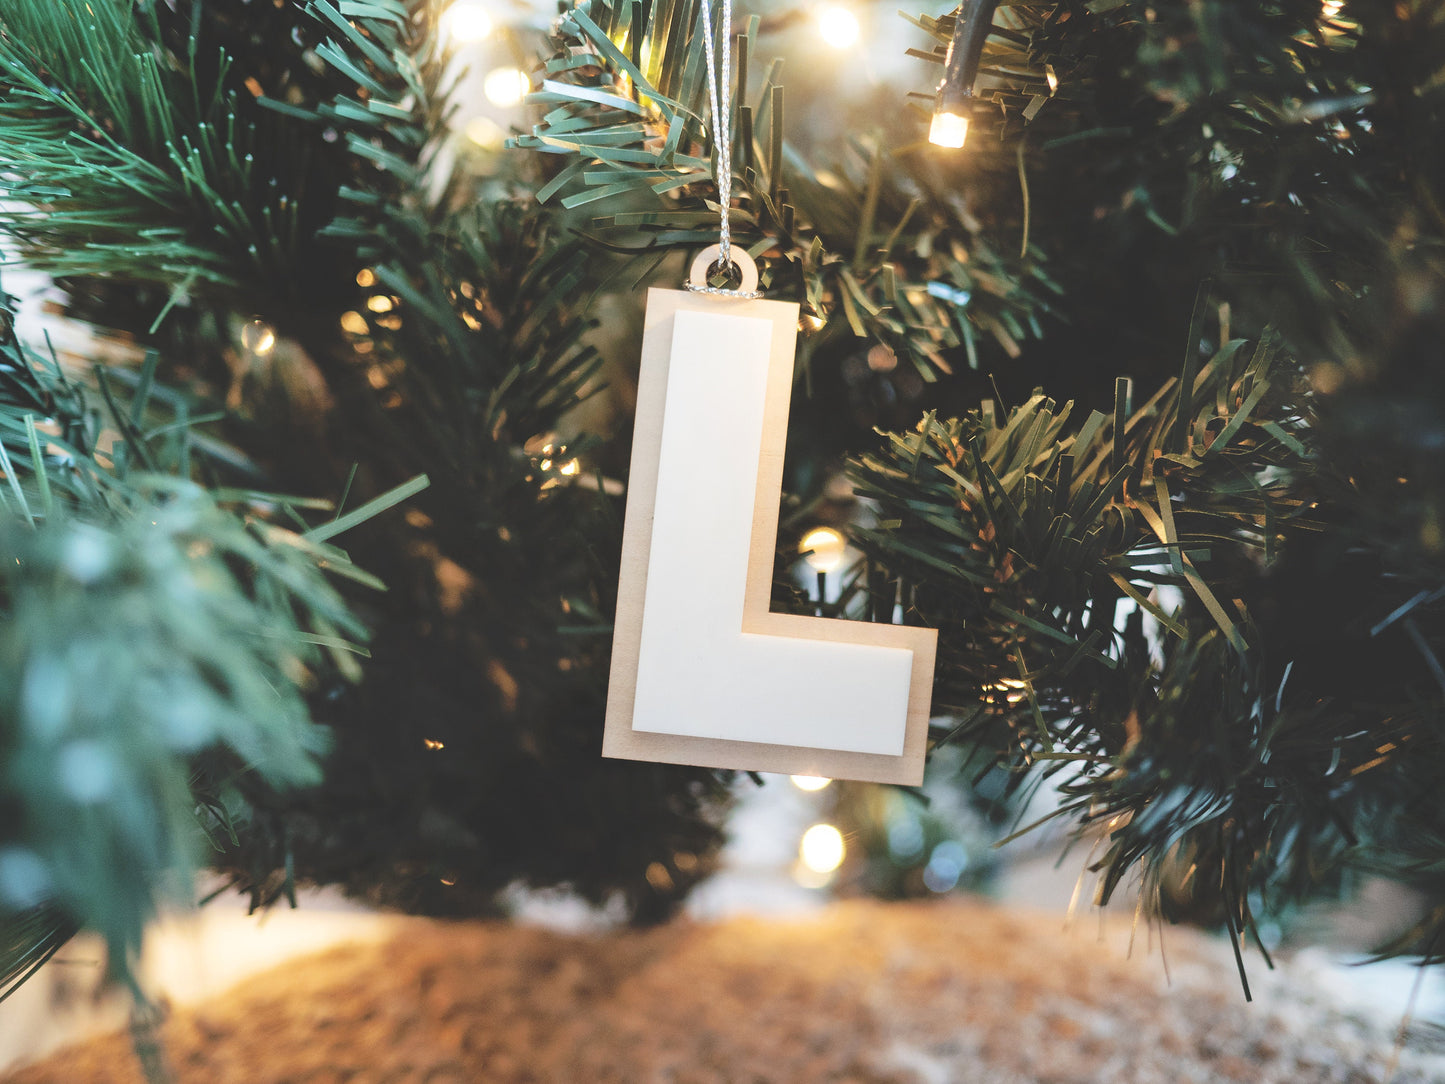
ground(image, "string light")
xmin=791 ymin=775 xmax=832 ymax=791
xmin=799 ymin=823 xmax=846 ymax=874
xmin=929 ymin=0 xmax=1001 ymax=149
xmin=241 ymin=319 xmax=276 ymax=357
xmin=929 ymin=112 xmax=969 ymax=149
xmin=484 ymin=67 xmax=533 ymax=107
xmin=817 ymin=5 xmax=860 ymax=49
xmin=799 ymin=527 xmax=846 ymax=573
xmin=441 ymin=0 xmax=494 ymax=44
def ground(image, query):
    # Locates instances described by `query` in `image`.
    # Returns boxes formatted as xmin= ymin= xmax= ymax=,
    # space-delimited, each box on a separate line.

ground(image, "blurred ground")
xmin=6 ymin=898 xmax=1445 ymax=1084
xmin=4 ymin=775 xmax=1445 ymax=1082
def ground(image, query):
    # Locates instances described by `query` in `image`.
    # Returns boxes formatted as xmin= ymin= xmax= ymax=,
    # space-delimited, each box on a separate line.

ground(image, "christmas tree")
xmin=0 ymin=0 xmax=1442 ymax=1012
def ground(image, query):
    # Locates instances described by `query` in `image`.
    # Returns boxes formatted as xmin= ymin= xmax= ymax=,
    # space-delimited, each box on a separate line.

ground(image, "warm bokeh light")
xmin=790 ymin=775 xmax=832 ymax=792
xmin=241 ymin=319 xmax=276 ymax=357
xmin=464 ymin=115 xmax=506 ymax=150
xmin=817 ymin=5 xmax=860 ymax=49
xmin=984 ymin=677 xmax=1028 ymax=705
xmin=484 ymin=67 xmax=532 ymax=107
xmin=1321 ymin=0 xmax=1345 ymax=17
xmin=799 ymin=823 xmax=846 ymax=873
xmin=929 ymin=111 xmax=969 ymax=149
xmin=340 ymin=311 xmax=369 ymax=335
xmin=442 ymin=0 xmax=494 ymax=44
xmin=799 ymin=527 xmax=846 ymax=573
xmin=867 ymin=343 xmax=898 ymax=373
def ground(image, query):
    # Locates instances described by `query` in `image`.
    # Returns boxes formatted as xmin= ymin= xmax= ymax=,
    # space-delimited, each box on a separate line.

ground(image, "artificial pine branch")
xmin=513 ymin=0 xmax=1062 ymax=375
xmin=157 ymin=0 xmax=735 ymax=920
xmin=0 ymin=0 xmax=371 ymax=315
xmin=873 ymin=0 xmax=1445 ymax=966
xmin=0 ymin=293 xmax=408 ymax=994
xmin=848 ymin=315 xmax=1445 ymax=979
xmin=2 ymin=0 xmax=1442 ymax=997
xmin=907 ymin=0 xmax=1445 ymax=376
xmin=0 ymin=0 xmax=730 ymax=925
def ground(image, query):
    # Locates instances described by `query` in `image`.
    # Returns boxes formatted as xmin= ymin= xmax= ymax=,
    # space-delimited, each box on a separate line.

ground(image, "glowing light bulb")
xmin=791 ymin=775 xmax=832 ymax=791
xmin=442 ymin=0 xmax=494 ymax=44
xmin=929 ymin=111 xmax=969 ymax=149
xmin=799 ymin=823 xmax=846 ymax=874
xmin=799 ymin=527 xmax=846 ymax=573
xmin=241 ymin=319 xmax=276 ymax=357
xmin=560 ymin=459 xmax=580 ymax=476
xmin=1321 ymin=0 xmax=1344 ymax=17
xmin=484 ymin=67 xmax=532 ymax=107
xmin=464 ymin=115 xmax=506 ymax=150
xmin=817 ymin=5 xmax=860 ymax=49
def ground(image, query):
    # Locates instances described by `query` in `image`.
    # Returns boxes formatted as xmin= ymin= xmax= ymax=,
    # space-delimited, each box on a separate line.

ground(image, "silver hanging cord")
xmin=687 ymin=0 xmax=761 ymax=298
xmin=698 ymin=0 xmax=732 ymax=266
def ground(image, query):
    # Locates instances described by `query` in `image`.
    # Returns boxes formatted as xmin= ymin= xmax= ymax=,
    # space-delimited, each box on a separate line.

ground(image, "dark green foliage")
xmin=901 ymin=1 xmax=1445 ymax=400
xmin=852 ymin=331 xmax=1308 ymax=698
xmin=14 ymin=0 xmax=734 ymax=918
xmin=805 ymin=0 xmax=1443 ymax=966
xmin=0 ymin=0 xmax=346 ymax=310
xmin=1108 ymin=0 xmax=1445 ymax=369
xmin=2 ymin=0 xmax=1445 ymax=1007
xmin=0 ymin=0 xmax=731 ymax=927
xmin=848 ymin=318 xmax=1445 ymax=983
xmin=0 ymin=300 xmax=390 ymax=991
xmin=230 ymin=0 xmax=729 ymax=918
xmin=0 ymin=904 xmax=75 ymax=1004
xmin=516 ymin=0 xmax=1063 ymax=377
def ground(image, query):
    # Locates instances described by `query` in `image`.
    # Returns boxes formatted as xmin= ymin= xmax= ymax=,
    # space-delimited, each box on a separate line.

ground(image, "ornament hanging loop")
xmin=687 ymin=244 xmax=760 ymax=298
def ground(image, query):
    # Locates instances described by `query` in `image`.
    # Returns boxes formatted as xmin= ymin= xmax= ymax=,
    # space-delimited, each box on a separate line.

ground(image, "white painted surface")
xmin=631 ymin=309 xmax=914 ymax=755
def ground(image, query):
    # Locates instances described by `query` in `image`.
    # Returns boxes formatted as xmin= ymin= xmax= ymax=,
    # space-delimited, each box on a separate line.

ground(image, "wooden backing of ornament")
xmin=603 ymin=287 xmax=938 ymax=785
